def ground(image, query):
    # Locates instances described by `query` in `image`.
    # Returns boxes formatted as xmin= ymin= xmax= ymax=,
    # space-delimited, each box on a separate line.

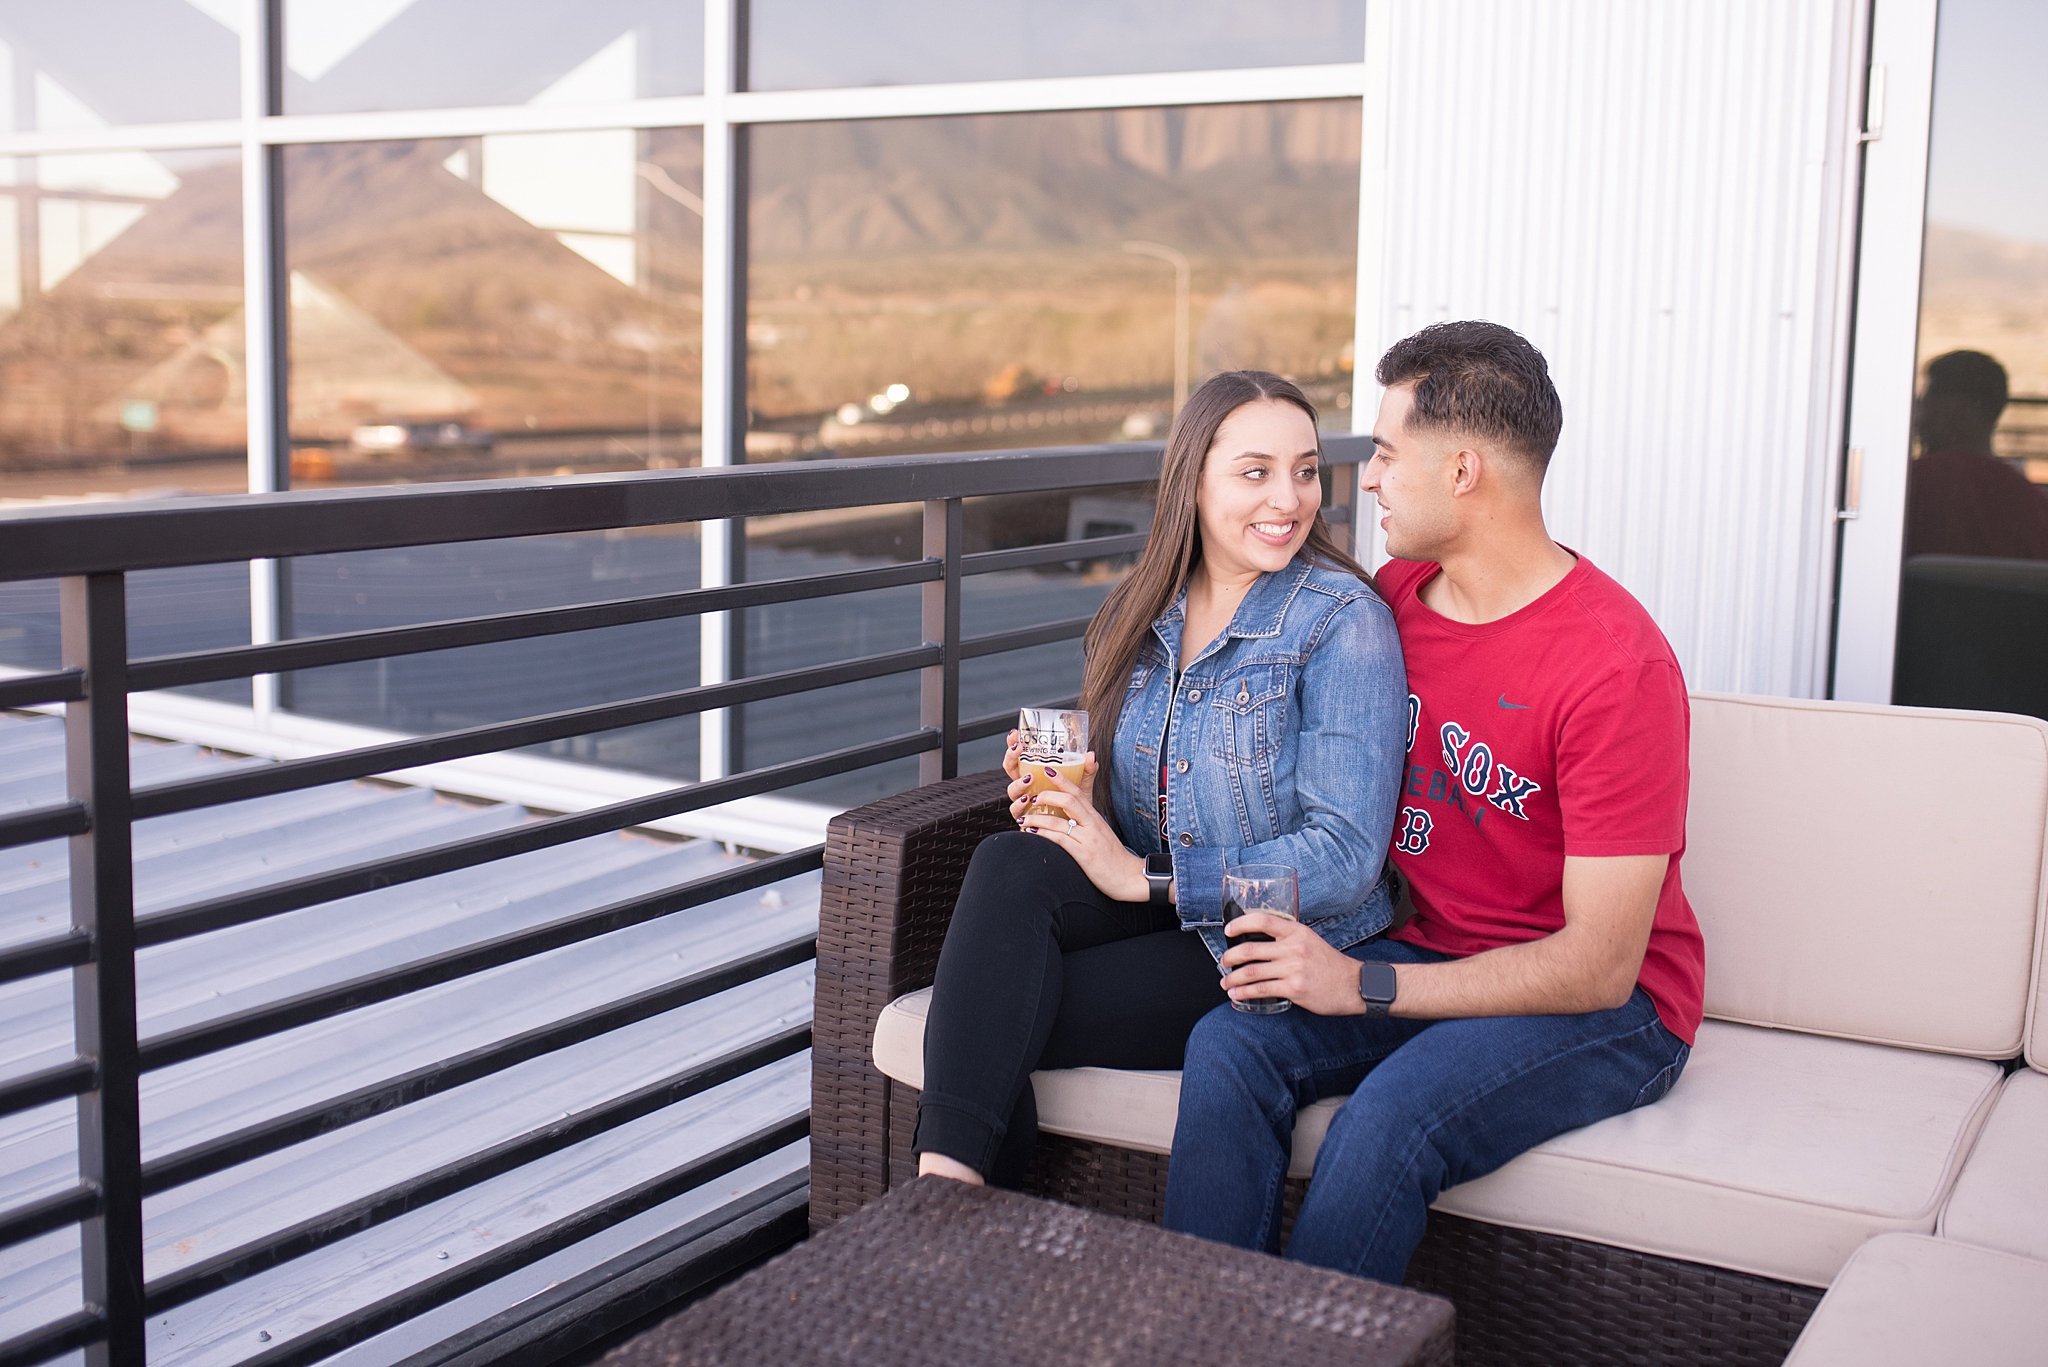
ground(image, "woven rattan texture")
xmin=886 ymin=1084 xmax=1313 ymax=1231
xmin=624 ymin=1177 xmax=1454 ymax=1367
xmin=812 ymin=769 xmax=1013 ymax=1230
xmin=1405 ymin=1212 xmax=1821 ymax=1367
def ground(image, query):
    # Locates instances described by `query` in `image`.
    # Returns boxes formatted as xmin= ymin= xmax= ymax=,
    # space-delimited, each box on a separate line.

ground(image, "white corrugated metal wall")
xmin=1358 ymin=0 xmax=1865 ymax=697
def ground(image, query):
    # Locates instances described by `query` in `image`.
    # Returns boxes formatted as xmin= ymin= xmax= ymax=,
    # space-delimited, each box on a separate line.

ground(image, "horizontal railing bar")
xmin=0 ymin=437 xmax=1371 ymax=583
xmin=133 ymin=729 xmax=935 ymax=947
xmin=222 ymin=1113 xmax=810 ymax=1367
xmin=137 ymin=847 xmax=824 ymax=1074
xmin=144 ymin=1025 xmax=811 ymax=1314
xmin=131 ymin=644 xmax=941 ymax=819
xmin=959 ymin=531 xmax=1151 ymax=577
xmin=0 ymin=1183 xmax=100 ymax=1253
xmin=139 ymin=935 xmax=818 ymax=1195
xmin=0 ymin=932 xmax=92 ymax=988
xmin=959 ymin=615 xmax=1093 ymax=660
xmin=0 ymin=446 xmax=1156 ymax=580
xmin=0 ymin=669 xmax=84 ymax=709
xmin=0 ymin=803 xmax=89 ymax=853
xmin=126 ymin=560 xmax=939 ymax=691
xmin=0 ymin=1058 xmax=97 ymax=1119
xmin=0 ymin=1308 xmax=107 ymax=1367
xmin=959 ymin=696 xmax=1082 ymax=746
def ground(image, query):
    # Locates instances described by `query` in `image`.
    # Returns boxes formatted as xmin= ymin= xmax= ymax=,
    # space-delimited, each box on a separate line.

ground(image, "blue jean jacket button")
xmin=1178 ymin=832 xmax=1194 ymax=846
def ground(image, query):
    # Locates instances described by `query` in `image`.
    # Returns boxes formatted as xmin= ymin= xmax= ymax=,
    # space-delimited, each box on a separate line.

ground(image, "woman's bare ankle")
xmin=916 ymin=1152 xmax=985 ymax=1185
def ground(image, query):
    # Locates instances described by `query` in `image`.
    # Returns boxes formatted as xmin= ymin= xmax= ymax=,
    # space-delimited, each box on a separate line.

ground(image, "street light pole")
xmin=1124 ymin=240 xmax=1190 ymax=414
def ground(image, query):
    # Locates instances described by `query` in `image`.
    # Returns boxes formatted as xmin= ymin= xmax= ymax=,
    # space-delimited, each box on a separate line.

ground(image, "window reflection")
xmin=743 ymin=100 xmax=1360 ymax=801
xmin=280 ymin=0 xmax=703 ymax=113
xmin=748 ymin=0 xmax=1363 ymax=91
xmin=1894 ymin=0 xmax=2048 ymax=718
xmin=746 ymin=100 xmax=1362 ymax=459
xmin=0 ymin=148 xmax=246 ymax=506
xmin=0 ymin=7 xmax=238 ymax=125
xmin=282 ymin=130 xmax=702 ymax=484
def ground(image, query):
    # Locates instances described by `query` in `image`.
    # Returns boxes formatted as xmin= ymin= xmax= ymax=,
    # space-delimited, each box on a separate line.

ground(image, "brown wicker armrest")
xmin=810 ymin=768 xmax=1014 ymax=1231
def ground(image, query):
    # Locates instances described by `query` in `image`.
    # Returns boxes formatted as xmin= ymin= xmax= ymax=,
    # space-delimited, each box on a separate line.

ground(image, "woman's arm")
xmin=1171 ymin=593 xmax=1408 ymax=926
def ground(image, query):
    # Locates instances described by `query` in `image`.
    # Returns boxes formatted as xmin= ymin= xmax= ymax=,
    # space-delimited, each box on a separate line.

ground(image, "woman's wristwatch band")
xmin=1144 ymin=852 xmax=1174 ymax=905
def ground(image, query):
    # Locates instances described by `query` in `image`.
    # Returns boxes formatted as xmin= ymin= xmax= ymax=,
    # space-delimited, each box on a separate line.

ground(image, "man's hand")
xmin=1220 ymin=914 xmax=1371 ymax=1015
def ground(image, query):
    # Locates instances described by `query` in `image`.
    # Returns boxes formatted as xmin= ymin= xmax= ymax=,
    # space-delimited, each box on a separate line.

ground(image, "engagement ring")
xmin=1067 ymin=818 xmax=1078 ymax=830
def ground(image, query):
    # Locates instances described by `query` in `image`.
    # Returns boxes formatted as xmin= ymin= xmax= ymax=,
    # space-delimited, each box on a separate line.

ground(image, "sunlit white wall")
xmin=1362 ymin=0 xmax=1860 ymax=697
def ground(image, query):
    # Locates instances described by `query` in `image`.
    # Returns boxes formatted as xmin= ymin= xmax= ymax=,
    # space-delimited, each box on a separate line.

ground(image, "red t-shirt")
xmin=1378 ymin=554 xmax=1705 ymax=1044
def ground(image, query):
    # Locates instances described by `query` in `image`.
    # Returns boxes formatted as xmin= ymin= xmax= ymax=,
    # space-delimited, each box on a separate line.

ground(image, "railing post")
xmin=920 ymin=499 xmax=962 ymax=785
xmin=63 ymin=574 xmax=144 ymax=1367
xmin=243 ymin=0 xmax=291 ymax=724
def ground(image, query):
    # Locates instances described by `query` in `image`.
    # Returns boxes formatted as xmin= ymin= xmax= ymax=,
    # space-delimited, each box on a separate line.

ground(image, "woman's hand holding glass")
xmin=1003 ymin=729 xmax=1149 ymax=903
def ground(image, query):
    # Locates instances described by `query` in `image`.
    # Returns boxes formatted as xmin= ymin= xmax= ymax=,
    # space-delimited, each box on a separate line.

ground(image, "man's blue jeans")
xmin=1162 ymin=941 xmax=1690 ymax=1284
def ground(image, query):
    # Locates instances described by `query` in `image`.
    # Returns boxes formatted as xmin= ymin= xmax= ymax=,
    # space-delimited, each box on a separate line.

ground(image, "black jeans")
xmin=914 ymin=830 xmax=1229 ymax=1186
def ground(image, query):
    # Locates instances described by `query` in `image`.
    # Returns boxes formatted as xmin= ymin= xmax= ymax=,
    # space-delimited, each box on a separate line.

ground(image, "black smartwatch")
xmin=1144 ymin=852 xmax=1174 ymax=905
xmin=1358 ymin=960 xmax=1398 ymax=1019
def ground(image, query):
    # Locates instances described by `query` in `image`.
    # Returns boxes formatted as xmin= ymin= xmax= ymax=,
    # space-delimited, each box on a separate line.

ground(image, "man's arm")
xmin=1221 ymin=853 xmax=1668 ymax=1018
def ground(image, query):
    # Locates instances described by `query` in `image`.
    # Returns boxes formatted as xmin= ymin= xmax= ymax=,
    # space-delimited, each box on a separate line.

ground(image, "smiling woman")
xmin=907 ymin=368 xmax=1409 ymax=1189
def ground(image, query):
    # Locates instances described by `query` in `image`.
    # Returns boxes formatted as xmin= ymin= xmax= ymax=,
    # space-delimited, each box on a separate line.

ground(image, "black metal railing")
xmin=0 ymin=435 xmax=1368 ymax=1367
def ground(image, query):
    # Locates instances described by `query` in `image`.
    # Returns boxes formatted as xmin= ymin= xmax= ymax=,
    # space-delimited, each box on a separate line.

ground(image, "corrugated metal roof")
xmin=0 ymin=712 xmax=815 ymax=1367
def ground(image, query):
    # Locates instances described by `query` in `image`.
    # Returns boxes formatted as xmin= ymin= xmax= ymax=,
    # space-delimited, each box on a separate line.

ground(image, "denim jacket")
xmin=1110 ymin=556 xmax=1408 ymax=962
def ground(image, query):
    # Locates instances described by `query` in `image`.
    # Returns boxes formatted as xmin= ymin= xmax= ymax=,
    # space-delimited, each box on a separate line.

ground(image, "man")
xmin=1161 ymin=320 xmax=1704 ymax=1284
xmin=1903 ymin=349 xmax=2048 ymax=562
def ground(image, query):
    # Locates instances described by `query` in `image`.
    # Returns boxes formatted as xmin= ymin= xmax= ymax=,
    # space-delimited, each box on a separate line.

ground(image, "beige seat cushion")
xmin=1687 ymin=693 xmax=2048 ymax=1058
xmin=876 ymin=996 xmax=2001 ymax=1286
xmin=1782 ymin=1233 xmax=2048 ymax=1366
xmin=1433 ymin=1020 xmax=2002 ymax=1286
xmin=1939 ymin=1068 xmax=2048 ymax=1261
xmin=871 ymin=988 xmax=1343 ymax=1179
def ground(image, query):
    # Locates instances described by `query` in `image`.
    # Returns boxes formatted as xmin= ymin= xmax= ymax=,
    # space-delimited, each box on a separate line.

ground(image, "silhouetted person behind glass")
xmin=1903 ymin=349 xmax=2048 ymax=561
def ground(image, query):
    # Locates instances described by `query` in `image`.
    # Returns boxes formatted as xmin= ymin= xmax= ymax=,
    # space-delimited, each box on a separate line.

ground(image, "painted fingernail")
xmin=1044 ymin=766 xmax=1058 ymax=778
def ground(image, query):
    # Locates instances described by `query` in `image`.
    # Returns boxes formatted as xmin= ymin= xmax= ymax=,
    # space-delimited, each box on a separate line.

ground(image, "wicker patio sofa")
xmin=811 ymin=692 xmax=2048 ymax=1367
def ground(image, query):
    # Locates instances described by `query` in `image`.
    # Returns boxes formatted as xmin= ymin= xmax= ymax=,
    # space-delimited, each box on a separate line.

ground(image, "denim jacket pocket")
xmin=1210 ymin=662 xmax=1291 ymax=765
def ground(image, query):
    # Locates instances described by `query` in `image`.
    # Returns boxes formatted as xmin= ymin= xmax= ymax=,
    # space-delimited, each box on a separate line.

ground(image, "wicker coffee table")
xmin=606 ymin=1177 xmax=1454 ymax=1366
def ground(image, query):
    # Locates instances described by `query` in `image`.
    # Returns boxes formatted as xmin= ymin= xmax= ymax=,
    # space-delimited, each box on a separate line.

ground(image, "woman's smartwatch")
xmin=1358 ymin=960 xmax=1398 ymax=1019
xmin=1144 ymin=852 xmax=1174 ymax=905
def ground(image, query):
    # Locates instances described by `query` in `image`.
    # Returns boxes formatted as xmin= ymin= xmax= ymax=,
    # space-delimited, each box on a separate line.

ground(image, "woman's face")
xmin=1194 ymin=398 xmax=1323 ymax=581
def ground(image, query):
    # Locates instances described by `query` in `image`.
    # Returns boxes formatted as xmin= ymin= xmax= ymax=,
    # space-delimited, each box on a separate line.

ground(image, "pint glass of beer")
xmin=1017 ymin=707 xmax=1090 ymax=818
xmin=1222 ymin=863 xmax=1300 ymax=1013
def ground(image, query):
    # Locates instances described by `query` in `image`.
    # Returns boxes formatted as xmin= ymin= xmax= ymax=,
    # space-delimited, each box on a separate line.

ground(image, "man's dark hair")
xmin=1375 ymin=321 xmax=1564 ymax=471
xmin=1923 ymin=349 xmax=2008 ymax=420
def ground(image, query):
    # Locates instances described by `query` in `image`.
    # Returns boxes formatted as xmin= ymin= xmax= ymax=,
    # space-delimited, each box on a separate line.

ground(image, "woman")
xmin=916 ymin=369 xmax=1408 ymax=1187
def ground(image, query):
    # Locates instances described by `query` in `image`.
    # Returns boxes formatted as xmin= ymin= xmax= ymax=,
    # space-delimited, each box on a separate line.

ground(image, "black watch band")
xmin=1358 ymin=960 xmax=1398 ymax=1019
xmin=1144 ymin=852 xmax=1174 ymax=905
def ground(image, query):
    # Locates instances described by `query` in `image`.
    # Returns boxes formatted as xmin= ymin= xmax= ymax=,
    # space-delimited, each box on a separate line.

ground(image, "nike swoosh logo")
xmin=1498 ymin=695 xmax=1531 ymax=709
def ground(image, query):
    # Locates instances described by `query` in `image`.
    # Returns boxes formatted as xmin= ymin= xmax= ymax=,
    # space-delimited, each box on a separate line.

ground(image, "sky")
xmin=1924 ymin=0 xmax=2048 ymax=247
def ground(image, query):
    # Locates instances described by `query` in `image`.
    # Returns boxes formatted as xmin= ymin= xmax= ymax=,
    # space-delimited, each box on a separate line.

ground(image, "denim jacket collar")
xmin=1153 ymin=557 xmax=1317 ymax=670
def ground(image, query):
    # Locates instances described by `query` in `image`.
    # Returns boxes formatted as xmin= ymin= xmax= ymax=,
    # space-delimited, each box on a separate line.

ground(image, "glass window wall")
xmin=282 ymin=129 xmax=702 ymax=485
xmin=280 ymin=0 xmax=704 ymax=114
xmin=1893 ymin=0 xmax=2048 ymax=718
xmin=746 ymin=100 xmax=1362 ymax=460
xmin=0 ymin=7 xmax=239 ymax=126
xmin=0 ymin=146 xmax=246 ymax=504
xmin=743 ymin=98 xmax=1362 ymax=797
xmin=748 ymin=0 xmax=1362 ymax=90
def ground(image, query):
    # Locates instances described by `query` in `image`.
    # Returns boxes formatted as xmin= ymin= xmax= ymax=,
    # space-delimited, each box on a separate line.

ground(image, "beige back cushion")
xmin=1687 ymin=693 xmax=2048 ymax=1056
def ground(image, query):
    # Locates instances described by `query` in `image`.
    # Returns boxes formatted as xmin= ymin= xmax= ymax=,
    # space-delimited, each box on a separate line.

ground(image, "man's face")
xmin=1362 ymin=383 xmax=1459 ymax=561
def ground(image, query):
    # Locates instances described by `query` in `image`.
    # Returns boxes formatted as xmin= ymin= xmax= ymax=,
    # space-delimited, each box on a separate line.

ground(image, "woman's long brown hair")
xmin=1077 ymin=369 xmax=1374 ymax=811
